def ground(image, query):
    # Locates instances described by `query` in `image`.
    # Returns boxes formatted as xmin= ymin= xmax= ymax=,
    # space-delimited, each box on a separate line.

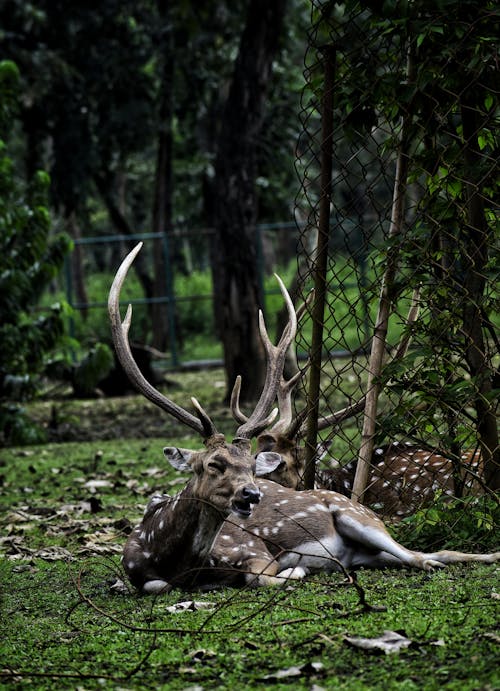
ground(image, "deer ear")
xmin=255 ymin=451 xmax=284 ymax=476
xmin=163 ymin=447 xmax=194 ymax=472
xmin=315 ymin=440 xmax=332 ymax=461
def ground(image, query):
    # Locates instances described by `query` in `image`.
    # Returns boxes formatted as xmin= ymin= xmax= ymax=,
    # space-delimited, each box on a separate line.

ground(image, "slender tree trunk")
xmin=352 ymin=48 xmax=414 ymax=503
xmin=460 ymin=100 xmax=500 ymax=491
xmin=151 ymin=0 xmax=175 ymax=352
xmin=212 ymin=0 xmax=288 ymax=403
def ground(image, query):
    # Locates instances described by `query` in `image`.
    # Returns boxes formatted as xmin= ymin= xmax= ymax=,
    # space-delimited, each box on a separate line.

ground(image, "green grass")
xmin=1 ymin=435 xmax=499 ymax=690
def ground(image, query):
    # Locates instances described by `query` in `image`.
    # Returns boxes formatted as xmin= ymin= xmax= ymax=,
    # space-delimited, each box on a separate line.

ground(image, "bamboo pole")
xmin=351 ymin=51 xmax=415 ymax=503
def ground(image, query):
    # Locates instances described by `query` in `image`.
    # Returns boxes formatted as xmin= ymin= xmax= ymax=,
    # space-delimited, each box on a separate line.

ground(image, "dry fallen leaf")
xmin=189 ymin=649 xmax=217 ymax=662
xmin=344 ymin=630 xmax=413 ymax=654
xmin=32 ymin=546 xmax=74 ymax=561
xmin=110 ymin=578 xmax=130 ymax=595
xmin=262 ymin=661 xmax=324 ymax=681
xmin=164 ymin=600 xmax=216 ymax=613
xmin=83 ymin=479 xmax=113 ymax=490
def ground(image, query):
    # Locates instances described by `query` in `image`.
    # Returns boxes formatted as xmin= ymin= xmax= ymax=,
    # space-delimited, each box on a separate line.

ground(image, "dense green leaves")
xmin=0 ymin=66 xmax=71 ymax=444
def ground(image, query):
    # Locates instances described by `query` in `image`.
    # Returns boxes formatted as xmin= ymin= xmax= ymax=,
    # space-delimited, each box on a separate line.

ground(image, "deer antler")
xmin=231 ymin=275 xmax=297 ymax=439
xmin=261 ymin=289 xmax=315 ymax=438
xmin=108 ymin=242 xmax=217 ymax=438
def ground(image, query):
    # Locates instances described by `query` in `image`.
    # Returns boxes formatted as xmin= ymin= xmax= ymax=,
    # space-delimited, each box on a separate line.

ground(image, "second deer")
xmin=248 ymin=305 xmax=485 ymax=518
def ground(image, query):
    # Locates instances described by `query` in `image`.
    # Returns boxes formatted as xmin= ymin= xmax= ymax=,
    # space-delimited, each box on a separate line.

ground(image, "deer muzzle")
xmin=231 ymin=484 xmax=262 ymax=518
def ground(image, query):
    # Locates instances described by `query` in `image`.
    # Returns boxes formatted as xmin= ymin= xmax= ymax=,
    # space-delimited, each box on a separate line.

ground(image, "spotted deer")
xmin=111 ymin=244 xmax=498 ymax=593
xmin=209 ymin=369 xmax=496 ymax=586
xmin=256 ymin=435 xmax=484 ymax=519
xmin=110 ymin=243 xmax=298 ymax=594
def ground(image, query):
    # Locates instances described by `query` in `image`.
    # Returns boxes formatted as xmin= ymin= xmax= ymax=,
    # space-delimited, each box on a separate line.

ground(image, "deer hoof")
xmin=422 ymin=559 xmax=445 ymax=571
xmin=277 ymin=566 xmax=307 ymax=581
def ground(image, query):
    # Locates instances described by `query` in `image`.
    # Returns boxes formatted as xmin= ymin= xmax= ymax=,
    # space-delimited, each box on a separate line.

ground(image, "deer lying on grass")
xmin=254 ymin=403 xmax=484 ymax=518
xmin=110 ymin=244 xmax=499 ymax=593
xmin=110 ymin=243 xmax=297 ymax=593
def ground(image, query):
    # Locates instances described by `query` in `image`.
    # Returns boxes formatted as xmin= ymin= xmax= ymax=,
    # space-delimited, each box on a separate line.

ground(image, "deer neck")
xmin=145 ymin=481 xmax=226 ymax=578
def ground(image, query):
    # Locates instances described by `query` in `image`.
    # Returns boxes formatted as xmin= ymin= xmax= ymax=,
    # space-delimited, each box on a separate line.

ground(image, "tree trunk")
xmin=94 ymin=173 xmax=154 ymax=300
xmin=151 ymin=0 xmax=175 ymax=352
xmin=460 ymin=100 xmax=500 ymax=491
xmin=212 ymin=0 xmax=288 ymax=403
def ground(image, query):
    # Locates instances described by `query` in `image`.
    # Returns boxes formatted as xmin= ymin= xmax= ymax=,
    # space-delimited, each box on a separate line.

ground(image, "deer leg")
xmin=243 ymin=558 xmax=307 ymax=586
xmin=123 ymin=528 xmax=172 ymax=594
xmin=422 ymin=549 xmax=500 ymax=565
xmin=333 ymin=512 xmax=440 ymax=570
xmin=334 ymin=512 xmax=499 ymax=570
xmin=237 ymin=540 xmax=308 ymax=586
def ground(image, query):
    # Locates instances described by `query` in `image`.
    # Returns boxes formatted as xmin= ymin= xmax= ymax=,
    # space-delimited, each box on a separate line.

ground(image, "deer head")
xmin=109 ymin=243 xmax=296 ymax=592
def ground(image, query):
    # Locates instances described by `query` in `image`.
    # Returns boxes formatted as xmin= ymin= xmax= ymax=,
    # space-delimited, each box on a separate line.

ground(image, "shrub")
xmin=0 ymin=60 xmax=72 ymax=444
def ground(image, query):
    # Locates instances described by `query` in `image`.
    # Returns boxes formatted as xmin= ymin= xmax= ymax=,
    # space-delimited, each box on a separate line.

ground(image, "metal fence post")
xmin=64 ymin=255 xmax=76 ymax=360
xmin=161 ymin=233 xmax=179 ymax=368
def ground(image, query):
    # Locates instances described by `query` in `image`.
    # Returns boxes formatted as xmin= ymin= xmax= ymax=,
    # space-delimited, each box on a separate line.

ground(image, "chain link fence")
xmin=293 ymin=1 xmax=499 ymax=543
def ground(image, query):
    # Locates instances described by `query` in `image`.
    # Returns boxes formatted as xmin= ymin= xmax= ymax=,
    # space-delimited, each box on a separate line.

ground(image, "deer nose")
xmin=242 ymin=485 xmax=261 ymax=504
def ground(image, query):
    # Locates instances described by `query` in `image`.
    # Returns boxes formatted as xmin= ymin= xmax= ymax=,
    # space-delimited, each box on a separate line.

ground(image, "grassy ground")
xmin=1 ymin=429 xmax=498 ymax=691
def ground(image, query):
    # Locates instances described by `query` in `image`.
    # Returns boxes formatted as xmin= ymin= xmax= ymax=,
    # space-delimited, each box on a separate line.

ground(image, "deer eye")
xmin=207 ymin=458 xmax=226 ymax=474
xmin=258 ymin=434 xmax=276 ymax=452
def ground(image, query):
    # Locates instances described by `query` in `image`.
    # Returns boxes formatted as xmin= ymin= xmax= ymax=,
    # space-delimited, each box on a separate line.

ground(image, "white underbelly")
xmin=277 ymin=535 xmax=351 ymax=572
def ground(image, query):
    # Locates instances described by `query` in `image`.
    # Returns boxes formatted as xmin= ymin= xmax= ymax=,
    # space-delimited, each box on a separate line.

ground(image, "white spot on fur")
xmin=291 ymin=511 xmax=308 ymax=520
xmin=309 ymin=504 xmax=328 ymax=513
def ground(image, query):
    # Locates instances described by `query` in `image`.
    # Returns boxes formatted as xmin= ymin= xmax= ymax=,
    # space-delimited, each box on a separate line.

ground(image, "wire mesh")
xmin=293 ymin=1 xmax=499 ymax=541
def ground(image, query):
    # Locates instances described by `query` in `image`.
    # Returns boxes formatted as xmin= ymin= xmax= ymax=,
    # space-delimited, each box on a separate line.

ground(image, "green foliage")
xmin=0 ymin=64 xmax=72 ymax=445
xmin=395 ymin=494 xmax=500 ymax=553
xmin=175 ymin=270 xmax=215 ymax=337
xmin=0 ymin=59 xmax=20 ymax=133
xmin=72 ymin=342 xmax=114 ymax=397
xmin=312 ymin=0 xmax=499 ymax=464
